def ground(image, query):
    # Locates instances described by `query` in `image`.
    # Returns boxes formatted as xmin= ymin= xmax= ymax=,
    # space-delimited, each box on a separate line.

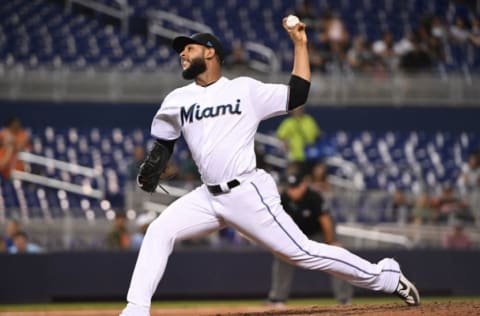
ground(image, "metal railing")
xmin=1 ymin=69 xmax=479 ymax=105
xmin=3 ymin=216 xmax=477 ymax=251
xmin=254 ymin=132 xmax=364 ymax=190
xmin=244 ymin=41 xmax=280 ymax=73
xmin=66 ymin=0 xmax=132 ymax=34
xmin=146 ymin=11 xmax=280 ymax=74
xmin=364 ymin=223 xmax=480 ymax=249
xmin=11 ymin=152 xmax=105 ymax=199
xmin=147 ymin=10 xmax=213 ymax=40
xmin=336 ymin=224 xmax=414 ymax=249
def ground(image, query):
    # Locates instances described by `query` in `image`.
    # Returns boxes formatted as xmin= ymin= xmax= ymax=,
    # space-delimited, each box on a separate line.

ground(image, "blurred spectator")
xmin=3 ymin=219 xmax=21 ymax=249
xmin=412 ymin=192 xmax=434 ymax=225
xmin=130 ymin=212 xmax=156 ymax=250
xmin=267 ymin=171 xmax=353 ymax=306
xmin=0 ymin=238 xmax=6 ymax=253
xmin=0 ymin=117 xmax=31 ymax=179
xmin=127 ymin=146 xmax=145 ymax=181
xmin=309 ymin=162 xmax=334 ymax=209
xmin=276 ymin=107 xmax=320 ymax=171
xmin=457 ymin=150 xmax=480 ymax=223
xmin=293 ymin=0 xmax=317 ymax=31
xmin=399 ymin=37 xmax=433 ymax=73
xmin=470 ymin=16 xmax=480 ymax=46
xmin=432 ymin=184 xmax=474 ymax=224
xmin=443 ymin=223 xmax=472 ymax=249
xmin=372 ymin=30 xmax=397 ymax=72
xmin=308 ymin=43 xmax=329 ymax=73
xmin=450 ymin=16 xmax=471 ymax=43
xmin=310 ymin=162 xmax=332 ymax=193
xmin=427 ymin=35 xmax=447 ymax=64
xmin=105 ymin=212 xmax=130 ymax=249
xmin=318 ymin=11 xmax=349 ymax=61
xmin=419 ymin=16 xmax=447 ymax=64
xmin=430 ymin=16 xmax=449 ymax=42
xmin=8 ymin=231 xmax=43 ymax=254
xmin=224 ymin=41 xmax=250 ymax=73
xmin=346 ymin=36 xmax=375 ymax=73
xmin=458 ymin=150 xmax=480 ymax=190
xmin=285 ymin=162 xmax=303 ymax=174
xmin=394 ymin=31 xmax=416 ymax=57
xmin=386 ymin=189 xmax=413 ymax=223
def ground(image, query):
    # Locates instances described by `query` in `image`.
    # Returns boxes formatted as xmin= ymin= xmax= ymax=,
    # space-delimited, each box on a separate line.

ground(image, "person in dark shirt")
xmin=266 ymin=171 xmax=353 ymax=305
xmin=281 ymin=172 xmax=331 ymax=238
xmin=105 ymin=212 xmax=130 ymax=250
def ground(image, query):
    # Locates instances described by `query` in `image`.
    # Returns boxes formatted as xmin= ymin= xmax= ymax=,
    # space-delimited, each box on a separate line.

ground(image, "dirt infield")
xmin=227 ymin=302 xmax=480 ymax=315
xmin=1 ymin=302 xmax=479 ymax=316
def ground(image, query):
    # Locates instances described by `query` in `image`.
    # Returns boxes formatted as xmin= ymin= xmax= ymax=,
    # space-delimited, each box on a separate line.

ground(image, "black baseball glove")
xmin=137 ymin=140 xmax=172 ymax=193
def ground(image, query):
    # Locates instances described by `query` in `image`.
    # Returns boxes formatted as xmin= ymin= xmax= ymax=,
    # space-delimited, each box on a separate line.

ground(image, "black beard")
xmin=182 ymin=57 xmax=207 ymax=80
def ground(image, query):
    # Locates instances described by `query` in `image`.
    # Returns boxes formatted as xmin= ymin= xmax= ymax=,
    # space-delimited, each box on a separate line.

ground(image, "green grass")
xmin=1 ymin=296 xmax=479 ymax=312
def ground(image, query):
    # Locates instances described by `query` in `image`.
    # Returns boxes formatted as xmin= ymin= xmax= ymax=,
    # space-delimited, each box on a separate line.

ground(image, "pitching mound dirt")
xmin=1 ymin=302 xmax=479 ymax=316
xmin=224 ymin=301 xmax=480 ymax=315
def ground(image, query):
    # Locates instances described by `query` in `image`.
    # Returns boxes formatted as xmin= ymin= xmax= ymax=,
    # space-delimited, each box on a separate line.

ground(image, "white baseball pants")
xmin=121 ymin=169 xmax=400 ymax=315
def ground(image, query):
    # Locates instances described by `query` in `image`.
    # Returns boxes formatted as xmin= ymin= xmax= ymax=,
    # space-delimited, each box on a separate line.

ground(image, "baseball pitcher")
xmin=120 ymin=17 xmax=419 ymax=316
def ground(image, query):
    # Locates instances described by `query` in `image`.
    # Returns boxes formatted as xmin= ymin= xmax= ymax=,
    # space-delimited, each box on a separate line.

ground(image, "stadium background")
xmin=1 ymin=0 xmax=480 ymax=310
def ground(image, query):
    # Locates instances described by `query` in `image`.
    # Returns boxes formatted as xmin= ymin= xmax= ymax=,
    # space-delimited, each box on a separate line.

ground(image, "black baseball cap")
xmin=172 ymin=33 xmax=225 ymax=62
xmin=286 ymin=171 xmax=305 ymax=187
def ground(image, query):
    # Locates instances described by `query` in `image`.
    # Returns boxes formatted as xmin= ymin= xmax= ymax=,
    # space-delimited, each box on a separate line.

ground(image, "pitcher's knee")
xmin=293 ymin=258 xmax=314 ymax=270
xmin=280 ymin=251 xmax=315 ymax=270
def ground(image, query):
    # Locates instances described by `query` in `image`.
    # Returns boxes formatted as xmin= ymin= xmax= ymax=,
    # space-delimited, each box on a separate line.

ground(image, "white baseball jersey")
xmin=151 ymin=76 xmax=288 ymax=185
xmin=121 ymin=75 xmax=405 ymax=316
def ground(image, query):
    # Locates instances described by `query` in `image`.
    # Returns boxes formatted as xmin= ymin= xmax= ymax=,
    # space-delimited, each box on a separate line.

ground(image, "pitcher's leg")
xmin=247 ymin=207 xmax=400 ymax=292
xmin=268 ymin=257 xmax=295 ymax=303
xmin=122 ymin=187 xmax=222 ymax=315
xmin=220 ymin=173 xmax=401 ymax=294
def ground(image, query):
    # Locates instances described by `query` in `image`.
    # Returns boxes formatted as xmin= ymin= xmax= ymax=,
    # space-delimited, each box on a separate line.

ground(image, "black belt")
xmin=207 ymin=179 xmax=240 ymax=194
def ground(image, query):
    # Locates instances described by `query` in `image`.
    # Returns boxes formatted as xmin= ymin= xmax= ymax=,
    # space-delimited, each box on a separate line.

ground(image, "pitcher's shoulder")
xmin=229 ymin=76 xmax=264 ymax=90
xmin=168 ymin=82 xmax=197 ymax=97
xmin=161 ymin=83 xmax=197 ymax=105
xmin=231 ymin=76 xmax=257 ymax=84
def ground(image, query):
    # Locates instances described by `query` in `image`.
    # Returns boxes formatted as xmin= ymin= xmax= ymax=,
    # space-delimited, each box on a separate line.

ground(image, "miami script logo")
xmin=180 ymin=99 xmax=242 ymax=125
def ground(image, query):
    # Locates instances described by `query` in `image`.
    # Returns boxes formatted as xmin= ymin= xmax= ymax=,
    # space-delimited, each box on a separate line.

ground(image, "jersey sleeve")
xmin=246 ymin=77 xmax=289 ymax=120
xmin=150 ymin=93 xmax=182 ymax=140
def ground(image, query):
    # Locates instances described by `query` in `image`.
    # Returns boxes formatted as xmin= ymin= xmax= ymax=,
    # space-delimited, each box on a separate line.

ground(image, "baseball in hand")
xmin=286 ymin=15 xmax=300 ymax=29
